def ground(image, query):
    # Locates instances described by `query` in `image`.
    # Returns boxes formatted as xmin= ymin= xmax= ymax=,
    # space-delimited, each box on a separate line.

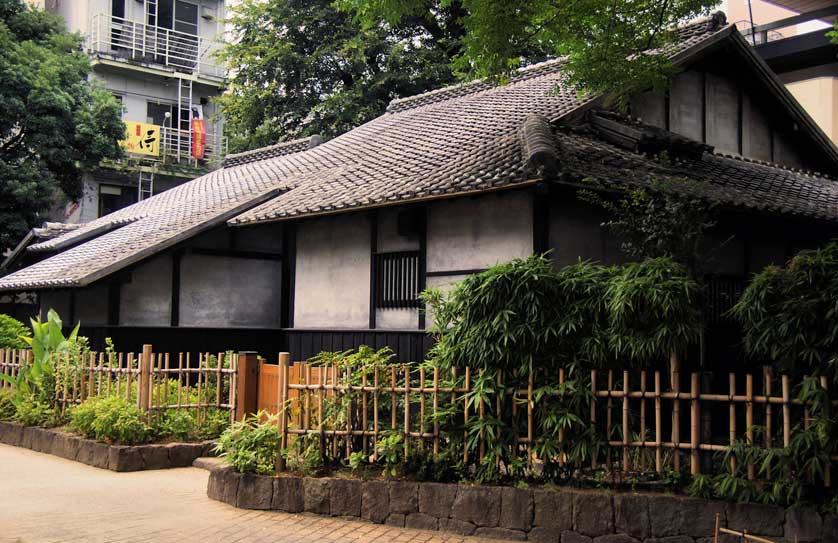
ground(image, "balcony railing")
xmin=158 ymin=126 xmax=228 ymax=164
xmin=88 ymin=13 xmax=224 ymax=80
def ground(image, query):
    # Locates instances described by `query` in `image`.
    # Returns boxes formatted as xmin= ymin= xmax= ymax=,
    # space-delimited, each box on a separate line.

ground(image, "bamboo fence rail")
xmin=0 ymin=346 xmax=238 ymax=422
xmin=271 ymin=357 xmax=836 ymax=487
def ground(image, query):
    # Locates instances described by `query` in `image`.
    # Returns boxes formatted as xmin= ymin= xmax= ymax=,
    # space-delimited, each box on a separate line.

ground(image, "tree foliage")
xmin=339 ymin=0 xmax=718 ymax=105
xmin=219 ymin=0 xmax=468 ymax=151
xmin=732 ymin=241 xmax=838 ymax=380
xmin=0 ymin=0 xmax=124 ymax=251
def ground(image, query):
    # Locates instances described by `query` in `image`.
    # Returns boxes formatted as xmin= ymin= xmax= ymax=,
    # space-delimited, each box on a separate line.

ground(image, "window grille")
xmin=373 ymin=251 xmax=421 ymax=308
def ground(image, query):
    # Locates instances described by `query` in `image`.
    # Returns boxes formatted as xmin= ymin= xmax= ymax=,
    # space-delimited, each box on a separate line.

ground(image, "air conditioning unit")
xmin=201 ymin=6 xmax=216 ymax=20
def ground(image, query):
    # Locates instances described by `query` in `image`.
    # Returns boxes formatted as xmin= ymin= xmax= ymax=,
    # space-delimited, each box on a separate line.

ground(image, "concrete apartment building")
xmin=31 ymin=0 xmax=228 ymax=223
xmin=723 ymin=0 xmax=838 ymax=144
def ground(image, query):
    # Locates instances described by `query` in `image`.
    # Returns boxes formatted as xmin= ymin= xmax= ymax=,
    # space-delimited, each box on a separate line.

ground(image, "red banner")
xmin=191 ymin=118 xmax=206 ymax=159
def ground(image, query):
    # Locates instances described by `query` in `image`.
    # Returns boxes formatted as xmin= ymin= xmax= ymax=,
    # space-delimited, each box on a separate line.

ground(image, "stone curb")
xmin=0 ymin=420 xmax=215 ymax=472
xmin=206 ymin=470 xmax=833 ymax=543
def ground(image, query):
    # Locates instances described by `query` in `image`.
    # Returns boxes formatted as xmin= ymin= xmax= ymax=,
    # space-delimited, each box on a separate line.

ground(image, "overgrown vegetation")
xmin=0 ymin=314 xmax=29 ymax=349
xmin=70 ymin=394 xmax=150 ymax=445
xmin=216 ymin=412 xmax=279 ymax=475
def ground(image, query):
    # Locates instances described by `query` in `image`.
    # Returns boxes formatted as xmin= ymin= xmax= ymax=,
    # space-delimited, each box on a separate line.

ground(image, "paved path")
xmin=0 ymin=444 xmax=502 ymax=543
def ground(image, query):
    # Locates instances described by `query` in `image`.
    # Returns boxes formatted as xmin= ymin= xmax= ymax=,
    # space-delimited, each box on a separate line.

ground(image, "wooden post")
xmin=822 ymin=376 xmax=831 ymax=488
xmin=690 ymin=372 xmax=700 ymax=475
xmin=433 ymin=367 xmax=439 ymax=458
xmin=781 ymin=375 xmax=791 ymax=448
xmin=729 ymin=373 xmax=737 ymax=473
xmin=622 ymin=371 xmax=629 ymax=472
xmin=654 ymin=371 xmax=662 ymax=473
xmin=746 ymin=373 xmax=754 ymax=480
xmin=235 ymin=352 xmax=260 ymax=421
xmin=404 ymin=366 xmax=411 ymax=457
xmin=139 ymin=344 xmax=152 ymax=415
xmin=276 ymin=352 xmax=290 ymax=472
xmin=463 ymin=367 xmax=470 ymax=464
xmin=640 ymin=370 xmax=647 ymax=471
xmin=591 ymin=369 xmax=597 ymax=469
xmin=671 ymin=352 xmax=681 ymax=472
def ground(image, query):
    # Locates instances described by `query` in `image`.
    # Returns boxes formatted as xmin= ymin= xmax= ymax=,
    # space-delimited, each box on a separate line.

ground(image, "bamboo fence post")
xmin=404 ymin=366 xmax=410 ymax=457
xmin=228 ymin=354 xmax=238 ymax=424
xmin=106 ymin=353 xmax=113 ymax=396
xmin=746 ymin=373 xmax=754 ymax=480
xmin=61 ymin=353 xmax=69 ymax=412
xmin=216 ymin=351 xmax=223 ymax=408
xmin=177 ymin=353 xmax=183 ymax=412
xmin=332 ymin=364 xmax=338 ymax=457
xmin=690 ymin=372 xmax=700 ymax=475
xmin=559 ymin=368 xmax=566 ymax=464
xmin=729 ymin=373 xmax=737 ymax=473
xmin=527 ymin=369 xmax=534 ymax=466
xmin=478 ymin=370 xmax=485 ymax=462
xmin=822 ymin=376 xmax=831 ymax=487
xmin=433 ymin=367 xmax=439 ymax=458
xmin=655 ymin=371 xmax=662 ymax=473
xmin=276 ymin=352 xmax=290 ymax=472
xmin=640 ymin=370 xmax=647 ymax=471
xmin=318 ymin=364 xmax=325 ymax=432
xmin=373 ymin=367 xmax=379 ymax=461
xmin=591 ymin=369 xmax=597 ymax=470
xmin=764 ymin=368 xmax=773 ymax=479
xmin=346 ymin=364 xmax=352 ymax=459
xmin=139 ymin=345 xmax=152 ymax=416
xmin=390 ymin=368 xmax=397 ymax=432
xmin=463 ymin=367 xmax=470 ymax=464
xmin=305 ymin=365 xmax=312 ymax=436
xmin=607 ymin=370 xmax=613 ymax=472
xmin=419 ymin=367 xmax=426 ymax=447
xmin=622 ymin=370 xmax=629 ymax=472
xmin=164 ymin=353 xmax=171 ymax=410
xmin=126 ymin=353 xmax=134 ymax=402
xmin=117 ymin=353 xmax=124 ymax=397
xmin=96 ymin=352 xmax=103 ymax=396
xmin=782 ymin=375 xmax=791 ymax=448
xmin=671 ymin=353 xmax=681 ymax=472
xmin=495 ymin=371 xmax=502 ymax=470
xmin=88 ymin=352 xmax=96 ymax=399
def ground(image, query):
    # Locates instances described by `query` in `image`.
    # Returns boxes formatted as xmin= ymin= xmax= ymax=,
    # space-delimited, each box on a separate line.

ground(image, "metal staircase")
xmin=176 ymin=76 xmax=194 ymax=162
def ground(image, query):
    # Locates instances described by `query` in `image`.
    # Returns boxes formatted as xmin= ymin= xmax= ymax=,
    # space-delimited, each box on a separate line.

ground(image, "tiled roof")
xmin=0 ymin=15 xmax=797 ymax=291
xmin=222 ymin=136 xmax=321 ymax=168
xmin=553 ymin=120 xmax=838 ymax=222
xmin=32 ymin=222 xmax=81 ymax=241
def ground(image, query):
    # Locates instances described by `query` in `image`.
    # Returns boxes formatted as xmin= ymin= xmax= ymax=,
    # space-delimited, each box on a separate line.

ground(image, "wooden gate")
xmin=256 ymin=360 xmax=332 ymax=416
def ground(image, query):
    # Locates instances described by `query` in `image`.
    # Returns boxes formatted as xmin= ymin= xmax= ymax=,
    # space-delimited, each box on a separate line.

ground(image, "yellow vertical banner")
xmin=121 ymin=121 xmax=161 ymax=157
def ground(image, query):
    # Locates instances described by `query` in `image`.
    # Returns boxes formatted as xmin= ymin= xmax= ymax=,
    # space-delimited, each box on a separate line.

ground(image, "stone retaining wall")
xmin=0 ymin=421 xmax=215 ymax=471
xmin=207 ymin=468 xmax=837 ymax=543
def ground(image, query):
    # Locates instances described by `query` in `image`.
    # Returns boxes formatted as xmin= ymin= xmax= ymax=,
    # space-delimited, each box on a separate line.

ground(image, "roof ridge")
xmin=223 ymin=135 xmax=321 ymax=167
xmin=711 ymin=151 xmax=838 ymax=182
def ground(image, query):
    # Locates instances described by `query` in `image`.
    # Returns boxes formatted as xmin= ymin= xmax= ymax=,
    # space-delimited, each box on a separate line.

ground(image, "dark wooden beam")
xmin=417 ymin=205 xmax=428 ymax=330
xmin=184 ymin=247 xmax=283 ymax=260
xmin=280 ymin=224 xmax=296 ymax=329
xmin=107 ymin=282 xmax=120 ymax=326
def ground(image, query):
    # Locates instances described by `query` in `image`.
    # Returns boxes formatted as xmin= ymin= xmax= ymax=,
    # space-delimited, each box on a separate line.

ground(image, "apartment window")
xmin=373 ymin=251 xmax=421 ymax=308
xmin=157 ymin=0 xmax=199 ymax=35
xmin=146 ymin=102 xmax=177 ymax=127
xmin=98 ymin=185 xmax=137 ymax=217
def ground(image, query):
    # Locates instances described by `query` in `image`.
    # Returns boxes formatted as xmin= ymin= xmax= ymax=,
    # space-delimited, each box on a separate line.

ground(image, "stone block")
xmin=361 ymin=480 xmax=389 ymax=523
xmin=822 ymin=514 xmax=838 ymax=543
xmin=330 ymin=478 xmax=361 ymax=517
xmin=406 ymin=513 xmax=439 ymax=531
xmin=562 ymin=530 xmax=593 ymax=543
xmin=166 ymin=443 xmax=200 ymax=468
xmin=500 ymin=487 xmax=533 ymax=531
xmin=439 ymin=517 xmax=476 ymax=536
xmin=273 ymin=476 xmax=303 ymax=513
xmin=237 ymin=473 xmax=273 ymax=510
xmin=91 ymin=441 xmax=110 ymax=469
xmin=108 ymin=446 xmax=143 ymax=472
xmin=648 ymin=537 xmax=695 ymax=543
xmin=303 ymin=478 xmax=330 ymax=515
xmin=679 ymin=498 xmax=724 ymax=537
xmin=220 ymin=469 xmax=241 ymax=506
xmin=785 ymin=510 xmax=822 ymax=543
xmin=389 ymin=481 xmax=418 ymax=514
xmin=648 ymin=495 xmax=682 ymax=537
xmin=202 ymin=440 xmax=218 ymax=457
xmin=75 ymin=438 xmax=96 ymax=466
xmin=21 ymin=426 xmax=36 ymax=449
xmin=534 ymin=489 xmax=573 ymax=530
xmin=139 ymin=445 xmax=170 ymax=470
xmin=419 ymin=482 xmax=457 ymax=519
xmin=58 ymin=433 xmax=80 ymax=461
xmin=528 ymin=526 xmax=561 ymax=543
xmin=0 ymin=422 xmax=23 ymax=447
xmin=452 ymin=485 xmax=501 ymax=527
xmin=613 ymin=494 xmax=649 ymax=539
xmin=726 ymin=502 xmax=784 ymax=537
xmin=475 ymin=527 xmax=527 ymax=541
xmin=592 ymin=535 xmax=639 ymax=543
xmin=29 ymin=427 xmax=49 ymax=452
xmin=385 ymin=514 xmax=405 ymax=527
xmin=574 ymin=492 xmax=613 ymax=537
xmin=207 ymin=468 xmax=223 ymax=501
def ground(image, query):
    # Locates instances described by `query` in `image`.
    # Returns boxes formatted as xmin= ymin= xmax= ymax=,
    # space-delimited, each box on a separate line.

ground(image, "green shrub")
xmin=0 ymin=389 xmax=17 ymax=421
xmin=13 ymin=394 xmax=62 ymax=427
xmin=197 ymin=409 xmax=230 ymax=440
xmin=0 ymin=314 xmax=29 ymax=350
xmin=154 ymin=409 xmax=196 ymax=441
xmin=70 ymin=395 xmax=150 ymax=445
xmin=216 ymin=412 xmax=279 ymax=475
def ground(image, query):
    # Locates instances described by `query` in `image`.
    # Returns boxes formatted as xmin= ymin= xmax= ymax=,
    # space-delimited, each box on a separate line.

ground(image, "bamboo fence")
xmin=270 ymin=356 xmax=836 ymax=486
xmin=0 ymin=346 xmax=238 ymax=423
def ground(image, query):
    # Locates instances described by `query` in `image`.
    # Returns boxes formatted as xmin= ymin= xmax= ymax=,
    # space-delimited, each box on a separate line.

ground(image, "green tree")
xmin=0 ymin=0 xmax=124 ymax=251
xmin=218 ymin=0 xmax=464 ymax=151
xmin=339 ymin=0 xmax=719 ymax=106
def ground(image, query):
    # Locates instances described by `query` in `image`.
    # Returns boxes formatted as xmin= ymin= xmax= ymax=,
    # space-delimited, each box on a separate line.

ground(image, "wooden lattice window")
xmin=373 ymin=251 xmax=421 ymax=308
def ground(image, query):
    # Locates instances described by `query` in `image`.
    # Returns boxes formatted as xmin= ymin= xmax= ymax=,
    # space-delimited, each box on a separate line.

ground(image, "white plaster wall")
xmin=669 ymin=71 xmax=704 ymax=142
xmin=120 ymin=254 xmax=172 ymax=326
xmin=179 ymin=254 xmax=281 ymax=327
xmin=294 ymin=214 xmax=371 ymax=328
xmin=376 ymin=207 xmax=420 ymax=329
xmin=427 ymin=191 xmax=533 ymax=273
xmin=705 ymin=73 xmax=740 ymax=155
